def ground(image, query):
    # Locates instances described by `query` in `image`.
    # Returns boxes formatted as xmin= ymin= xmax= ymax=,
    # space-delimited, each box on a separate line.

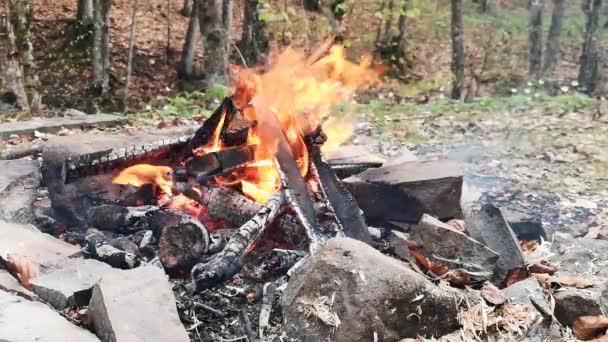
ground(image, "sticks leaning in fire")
xmin=182 ymin=144 xmax=257 ymax=184
xmin=83 ymin=232 xmax=141 ymax=269
xmin=191 ymin=190 xmax=286 ymax=291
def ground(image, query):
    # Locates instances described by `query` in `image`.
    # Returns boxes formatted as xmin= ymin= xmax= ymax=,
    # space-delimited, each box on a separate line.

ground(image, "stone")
xmin=0 ymin=269 xmax=36 ymax=299
xmin=465 ymin=204 xmax=526 ymax=285
xmin=388 ymin=230 xmax=410 ymax=260
xmin=0 ymin=220 xmax=79 ymax=270
xmin=502 ymin=208 xmax=549 ymax=241
xmin=344 ymin=160 xmax=464 ymax=224
xmin=502 ymin=278 xmax=551 ymax=314
xmin=0 ymin=114 xmax=127 ymax=139
xmin=551 ymin=233 xmax=608 ymax=280
xmin=410 ymin=214 xmax=499 ymax=276
xmin=383 ymin=148 xmax=419 ymax=166
xmin=281 ymin=237 xmax=477 ymax=342
xmin=553 ymin=285 xmax=608 ymax=327
xmin=0 ymin=160 xmax=40 ymax=223
xmin=0 ymin=290 xmax=99 ymax=342
xmin=87 ymin=265 xmax=189 ymax=342
xmin=30 ymin=259 xmax=112 ymax=310
xmin=325 ymin=145 xmax=386 ymax=166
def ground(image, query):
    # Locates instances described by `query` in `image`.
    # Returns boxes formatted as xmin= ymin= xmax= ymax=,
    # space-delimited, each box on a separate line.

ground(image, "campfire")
xmin=56 ymin=45 xmax=378 ymax=290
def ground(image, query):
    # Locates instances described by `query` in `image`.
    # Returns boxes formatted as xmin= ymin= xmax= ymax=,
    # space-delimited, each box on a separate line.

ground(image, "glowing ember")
xmin=113 ymin=164 xmax=173 ymax=195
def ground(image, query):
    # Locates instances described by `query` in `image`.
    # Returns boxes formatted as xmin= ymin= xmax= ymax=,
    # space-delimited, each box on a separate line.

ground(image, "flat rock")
xmin=410 ymin=214 xmax=499 ymax=275
xmin=551 ymin=233 xmax=608 ymax=280
xmin=30 ymin=259 xmax=112 ymax=310
xmin=383 ymin=148 xmax=419 ymax=166
xmin=0 ymin=269 xmax=36 ymax=299
xmin=465 ymin=204 xmax=526 ymax=285
xmin=87 ymin=265 xmax=189 ymax=342
xmin=0 ymin=290 xmax=99 ymax=342
xmin=0 ymin=114 xmax=126 ymax=139
xmin=325 ymin=145 xmax=386 ymax=165
xmin=502 ymin=208 xmax=549 ymax=241
xmin=0 ymin=220 xmax=79 ymax=270
xmin=282 ymin=237 xmax=477 ymax=342
xmin=0 ymin=160 xmax=40 ymax=223
xmin=388 ymin=230 xmax=411 ymax=260
xmin=502 ymin=278 xmax=550 ymax=314
xmin=553 ymin=285 xmax=608 ymax=327
xmin=344 ymin=160 xmax=464 ymax=224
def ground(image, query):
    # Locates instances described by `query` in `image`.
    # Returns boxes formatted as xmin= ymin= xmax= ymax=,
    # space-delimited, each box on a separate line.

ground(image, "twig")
xmin=219 ymin=336 xmax=248 ymax=342
xmin=124 ymin=0 xmax=140 ymax=100
xmin=232 ymin=40 xmax=248 ymax=68
xmin=193 ymin=302 xmax=227 ymax=317
xmin=239 ymin=310 xmax=255 ymax=341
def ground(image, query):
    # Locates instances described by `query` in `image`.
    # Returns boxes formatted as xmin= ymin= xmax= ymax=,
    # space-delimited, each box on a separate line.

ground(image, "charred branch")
xmin=185 ymin=144 xmax=256 ymax=182
xmin=83 ymin=232 xmax=141 ymax=269
xmin=192 ymin=191 xmax=286 ymax=291
xmin=158 ymin=215 xmax=209 ymax=273
xmin=87 ymin=204 xmax=159 ymax=233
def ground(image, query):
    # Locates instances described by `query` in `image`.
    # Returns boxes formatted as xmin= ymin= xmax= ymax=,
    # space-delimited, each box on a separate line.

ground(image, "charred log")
xmin=87 ymin=204 xmax=159 ymax=233
xmin=263 ymin=248 xmax=306 ymax=274
xmin=192 ymin=191 xmax=286 ymax=291
xmin=83 ymin=232 xmax=141 ymax=269
xmin=158 ymin=216 xmax=209 ymax=273
xmin=185 ymin=144 xmax=256 ymax=182
xmin=220 ymin=112 xmax=251 ymax=146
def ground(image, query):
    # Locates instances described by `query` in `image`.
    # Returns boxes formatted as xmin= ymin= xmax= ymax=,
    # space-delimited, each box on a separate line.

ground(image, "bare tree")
xmin=124 ymin=0 xmax=139 ymax=99
xmin=181 ymin=0 xmax=192 ymax=16
xmin=199 ymin=0 xmax=229 ymax=85
xmin=396 ymin=0 xmax=408 ymax=54
xmin=375 ymin=0 xmax=394 ymax=50
xmin=77 ymin=0 xmax=94 ymax=24
xmin=473 ymin=0 xmax=489 ymax=12
xmin=8 ymin=0 xmax=40 ymax=111
xmin=237 ymin=0 xmax=269 ymax=66
xmin=222 ymin=0 xmax=232 ymax=55
xmin=451 ymin=0 xmax=465 ymax=100
xmin=528 ymin=0 xmax=543 ymax=80
xmin=92 ymin=0 xmax=111 ymax=96
xmin=542 ymin=0 xmax=566 ymax=77
xmin=579 ymin=0 xmax=603 ymax=94
xmin=0 ymin=0 xmax=30 ymax=111
xmin=180 ymin=0 xmax=200 ymax=79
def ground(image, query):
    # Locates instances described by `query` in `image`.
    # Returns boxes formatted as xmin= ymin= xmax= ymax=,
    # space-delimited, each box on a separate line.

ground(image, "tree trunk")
xmin=199 ymin=0 xmax=229 ymax=85
xmin=477 ymin=0 xmax=489 ymax=12
xmin=180 ymin=0 xmax=200 ymax=78
xmin=528 ymin=0 xmax=543 ymax=80
xmin=0 ymin=0 xmax=30 ymax=111
xmin=181 ymin=0 xmax=192 ymax=16
xmin=222 ymin=0 xmax=232 ymax=56
xmin=8 ymin=0 xmax=39 ymax=111
xmin=451 ymin=0 xmax=465 ymax=100
xmin=237 ymin=0 xmax=269 ymax=66
xmin=579 ymin=0 xmax=603 ymax=94
xmin=543 ymin=0 xmax=566 ymax=77
xmin=77 ymin=0 xmax=94 ymax=23
xmin=396 ymin=0 xmax=408 ymax=53
xmin=124 ymin=0 xmax=139 ymax=99
xmin=92 ymin=0 xmax=111 ymax=96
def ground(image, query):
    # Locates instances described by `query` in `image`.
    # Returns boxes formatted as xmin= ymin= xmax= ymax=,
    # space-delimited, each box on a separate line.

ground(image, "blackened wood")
xmin=192 ymin=191 xmax=286 ymax=291
xmin=185 ymin=144 xmax=256 ymax=181
xmin=184 ymin=97 xmax=235 ymax=154
xmin=264 ymin=249 xmax=306 ymax=274
xmin=84 ymin=232 xmax=141 ymax=269
xmin=198 ymin=186 xmax=263 ymax=227
xmin=310 ymin=147 xmax=371 ymax=244
xmin=87 ymin=204 xmax=159 ymax=233
xmin=64 ymin=136 xmax=190 ymax=183
xmin=221 ymin=111 xmax=250 ymax=146
xmin=330 ymin=163 xmax=383 ymax=179
xmin=158 ymin=216 xmax=209 ymax=272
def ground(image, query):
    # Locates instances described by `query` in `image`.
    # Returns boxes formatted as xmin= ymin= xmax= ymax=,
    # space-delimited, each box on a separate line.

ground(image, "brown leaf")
xmin=529 ymin=263 xmax=558 ymax=275
xmin=573 ymin=316 xmax=608 ymax=340
xmin=532 ymin=273 xmax=553 ymax=290
xmin=482 ymin=282 xmax=506 ymax=305
xmin=2 ymin=254 xmax=40 ymax=290
xmin=553 ymin=276 xmax=596 ymax=289
xmin=504 ymin=267 xmax=530 ymax=287
xmin=520 ymin=240 xmax=539 ymax=253
xmin=408 ymin=246 xmax=448 ymax=276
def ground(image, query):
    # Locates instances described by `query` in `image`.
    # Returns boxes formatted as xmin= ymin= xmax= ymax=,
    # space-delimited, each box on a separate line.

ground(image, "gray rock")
xmin=465 ymin=204 xmax=526 ymax=285
xmin=0 ymin=269 xmax=36 ymax=299
xmin=411 ymin=214 xmax=499 ymax=276
xmin=325 ymin=145 xmax=386 ymax=165
xmin=0 ymin=220 xmax=79 ymax=270
xmin=87 ymin=265 xmax=189 ymax=342
xmin=502 ymin=208 xmax=549 ymax=241
xmin=552 ymin=233 xmax=608 ymax=280
xmin=344 ymin=160 xmax=464 ymax=224
xmin=282 ymin=237 xmax=477 ymax=342
xmin=0 ymin=160 xmax=40 ymax=223
xmin=388 ymin=230 xmax=410 ymax=260
xmin=553 ymin=285 xmax=608 ymax=327
xmin=382 ymin=148 xmax=419 ymax=165
xmin=0 ymin=113 xmax=127 ymax=139
xmin=0 ymin=290 xmax=99 ymax=342
xmin=30 ymin=259 xmax=112 ymax=310
xmin=502 ymin=278 xmax=551 ymax=314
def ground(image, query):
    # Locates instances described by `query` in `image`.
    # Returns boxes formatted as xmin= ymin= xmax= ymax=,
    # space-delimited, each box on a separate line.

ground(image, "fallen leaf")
xmin=529 ymin=263 xmax=558 ymax=275
xmin=2 ymin=254 xmax=40 ymax=290
xmin=504 ymin=267 xmax=530 ymax=287
xmin=482 ymin=282 xmax=506 ymax=305
xmin=553 ymin=276 xmax=596 ymax=289
xmin=532 ymin=273 xmax=552 ymax=290
xmin=573 ymin=316 xmax=608 ymax=340
xmin=408 ymin=246 xmax=448 ymax=276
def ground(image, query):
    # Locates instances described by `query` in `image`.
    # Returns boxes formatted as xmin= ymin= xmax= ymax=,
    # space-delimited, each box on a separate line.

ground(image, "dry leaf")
xmin=482 ymin=282 xmax=506 ymax=305
xmin=504 ymin=267 xmax=530 ymax=287
xmin=573 ymin=316 xmax=608 ymax=340
xmin=554 ymin=276 xmax=596 ymax=289
xmin=408 ymin=246 xmax=448 ymax=276
xmin=529 ymin=263 xmax=558 ymax=275
xmin=532 ymin=273 xmax=553 ymax=290
xmin=2 ymin=254 xmax=40 ymax=289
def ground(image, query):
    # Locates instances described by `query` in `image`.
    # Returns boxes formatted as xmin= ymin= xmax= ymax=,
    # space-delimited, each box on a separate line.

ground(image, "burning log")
xmin=191 ymin=191 xmax=286 ymax=291
xmin=220 ymin=111 xmax=251 ymax=147
xmin=83 ymin=232 xmax=141 ymax=269
xmin=158 ymin=214 xmax=209 ymax=273
xmin=184 ymin=144 xmax=256 ymax=183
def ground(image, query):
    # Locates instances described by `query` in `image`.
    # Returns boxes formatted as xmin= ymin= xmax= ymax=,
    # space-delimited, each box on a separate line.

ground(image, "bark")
xmin=375 ymin=0 xmax=393 ymax=50
xmin=0 ymin=0 xmax=30 ymax=111
xmin=158 ymin=213 xmax=209 ymax=272
xmin=380 ymin=0 xmax=395 ymax=45
xmin=199 ymin=0 xmax=229 ymax=85
xmin=9 ymin=0 xmax=39 ymax=112
xmin=125 ymin=0 xmax=139 ymax=99
xmin=192 ymin=191 xmax=286 ymax=291
xmin=477 ymin=0 xmax=489 ymax=12
xmin=450 ymin=0 xmax=465 ymax=100
xmin=92 ymin=0 xmax=111 ymax=96
xmin=181 ymin=0 xmax=193 ymax=16
xmin=396 ymin=0 xmax=408 ymax=53
xmin=84 ymin=232 xmax=141 ymax=269
xmin=579 ymin=0 xmax=603 ymax=94
xmin=528 ymin=0 xmax=543 ymax=80
xmin=543 ymin=0 xmax=566 ymax=77
xmin=222 ymin=0 xmax=232 ymax=56
xmin=179 ymin=0 xmax=200 ymax=79
xmin=77 ymin=0 xmax=94 ymax=23
xmin=237 ymin=0 xmax=269 ymax=66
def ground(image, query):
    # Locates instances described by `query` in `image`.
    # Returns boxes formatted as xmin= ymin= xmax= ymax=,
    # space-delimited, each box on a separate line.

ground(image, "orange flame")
xmin=112 ymin=164 xmax=173 ymax=195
